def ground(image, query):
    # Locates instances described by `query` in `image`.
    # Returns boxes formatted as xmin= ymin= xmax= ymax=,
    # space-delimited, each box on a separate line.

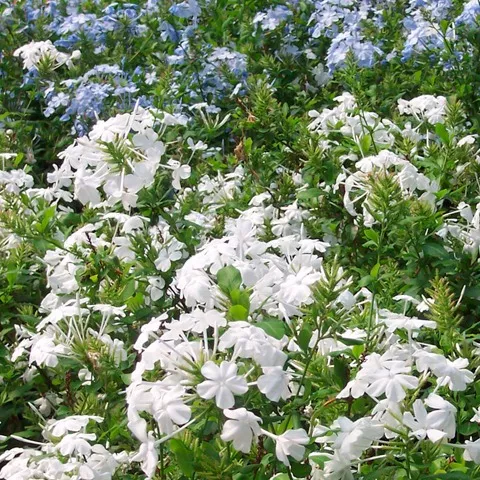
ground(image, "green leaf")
xmin=244 ymin=137 xmax=253 ymax=155
xmin=217 ymin=266 xmax=242 ymax=294
xmin=358 ymin=275 xmax=373 ymax=287
xmin=290 ymin=462 xmax=312 ymax=478
xmin=169 ymin=439 xmax=194 ymax=476
xmin=230 ymin=288 xmax=250 ymax=309
xmin=298 ymin=324 xmax=312 ymax=351
xmin=333 ymin=357 xmax=349 ymax=387
xmin=359 ymin=134 xmax=372 ymax=155
xmin=423 ymin=242 xmax=449 ymax=259
xmin=297 ymin=188 xmax=322 ymax=200
xmin=352 ymin=344 xmax=365 ymax=359
xmin=370 ymin=262 xmax=381 ymax=279
xmin=310 ymin=453 xmax=330 ymax=467
xmin=423 ymin=474 xmax=471 ymax=480
xmin=363 ymin=467 xmax=401 ymax=479
xmin=364 ymin=229 xmax=379 ymax=245
xmin=229 ymin=304 xmax=249 ymax=320
xmin=255 ymin=319 xmax=286 ymax=340
xmin=338 ymin=336 xmax=364 ymax=346
xmin=120 ymin=279 xmax=136 ymax=301
xmin=435 ymin=123 xmax=450 ymax=145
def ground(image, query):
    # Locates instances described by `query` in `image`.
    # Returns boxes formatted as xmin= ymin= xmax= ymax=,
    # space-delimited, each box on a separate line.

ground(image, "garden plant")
xmin=1 ymin=0 xmax=480 ymax=479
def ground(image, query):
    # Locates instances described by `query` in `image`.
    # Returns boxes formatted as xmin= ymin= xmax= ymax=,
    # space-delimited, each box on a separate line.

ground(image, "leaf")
xmin=229 ymin=304 xmax=249 ymax=320
xmin=243 ymin=137 xmax=253 ymax=155
xmin=423 ymin=242 xmax=450 ymax=259
xmin=169 ymin=439 xmax=194 ymax=476
xmin=359 ymin=134 xmax=372 ymax=154
xmin=423 ymin=473 xmax=471 ymax=480
xmin=363 ymin=467 xmax=401 ymax=479
xmin=364 ymin=229 xmax=379 ymax=245
xmin=370 ymin=262 xmax=381 ymax=279
xmin=120 ymin=279 xmax=136 ymax=301
xmin=217 ymin=266 xmax=242 ymax=294
xmin=298 ymin=324 xmax=312 ymax=351
xmin=435 ymin=123 xmax=450 ymax=145
xmin=309 ymin=453 xmax=331 ymax=467
xmin=230 ymin=288 xmax=250 ymax=309
xmin=333 ymin=357 xmax=349 ymax=387
xmin=255 ymin=319 xmax=286 ymax=340
xmin=352 ymin=344 xmax=365 ymax=359
xmin=358 ymin=275 xmax=373 ymax=287
xmin=338 ymin=336 xmax=364 ymax=346
xmin=290 ymin=462 xmax=312 ymax=478
xmin=297 ymin=188 xmax=322 ymax=200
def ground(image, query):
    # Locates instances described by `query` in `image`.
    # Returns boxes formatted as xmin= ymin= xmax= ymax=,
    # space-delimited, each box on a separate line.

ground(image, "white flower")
xmin=313 ymin=452 xmax=354 ymax=480
xmin=197 ymin=361 xmax=248 ymax=409
xmin=257 ymin=366 xmax=292 ymax=402
xmin=152 ymin=385 xmax=191 ymax=435
xmin=471 ymin=407 xmax=480 ymax=423
xmin=14 ymin=40 xmax=80 ymax=70
xmin=277 ymin=266 xmax=321 ymax=305
xmin=220 ymin=408 xmax=262 ymax=453
xmin=425 ymin=393 xmax=457 ymax=439
xmin=268 ymin=428 xmax=310 ymax=467
xmin=378 ymin=309 xmax=436 ymax=332
xmin=131 ymin=432 xmax=158 ymax=479
xmin=79 ymin=368 xmax=93 ymax=386
xmin=315 ymin=417 xmax=383 ymax=461
xmin=184 ymin=309 xmax=227 ymax=333
xmin=341 ymin=354 xmax=418 ymax=402
xmin=167 ymin=159 xmax=191 ymax=190
xmin=55 ymin=433 xmax=96 ymax=456
xmin=435 ymin=358 xmax=474 ymax=391
xmin=464 ymin=439 xmax=480 ymax=464
xmin=187 ymin=137 xmax=208 ymax=151
xmin=46 ymin=415 xmax=103 ymax=438
xmin=403 ymin=400 xmax=449 ymax=443
xmin=416 ymin=352 xmax=474 ymax=391
xmin=32 ymin=393 xmax=59 ymax=417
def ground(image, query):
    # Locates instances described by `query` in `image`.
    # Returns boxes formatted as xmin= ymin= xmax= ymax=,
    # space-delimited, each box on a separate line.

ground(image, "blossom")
xmin=403 ymin=400 xmax=450 ymax=443
xmin=56 ymin=433 xmax=96 ymax=456
xmin=378 ymin=309 xmax=436 ymax=332
xmin=220 ymin=408 xmax=262 ymax=453
xmin=267 ymin=429 xmax=310 ymax=467
xmin=46 ymin=415 xmax=103 ymax=438
xmin=315 ymin=417 xmax=383 ymax=461
xmin=435 ymin=358 xmax=474 ymax=391
xmin=131 ymin=432 xmax=158 ymax=479
xmin=415 ymin=352 xmax=474 ymax=391
xmin=339 ymin=354 xmax=418 ymax=402
xmin=14 ymin=40 xmax=80 ymax=70
xmin=197 ymin=361 xmax=248 ymax=409
xmin=257 ymin=366 xmax=292 ymax=402
xmin=167 ymin=159 xmax=191 ymax=190
xmin=151 ymin=385 xmax=191 ymax=435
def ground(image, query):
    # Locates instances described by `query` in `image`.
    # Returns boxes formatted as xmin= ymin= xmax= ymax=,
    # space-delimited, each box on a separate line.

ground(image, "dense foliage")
xmin=1 ymin=0 xmax=480 ymax=479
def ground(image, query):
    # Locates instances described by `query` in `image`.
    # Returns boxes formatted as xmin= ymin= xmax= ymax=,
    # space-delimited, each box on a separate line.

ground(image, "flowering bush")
xmin=2 ymin=1 xmax=480 ymax=479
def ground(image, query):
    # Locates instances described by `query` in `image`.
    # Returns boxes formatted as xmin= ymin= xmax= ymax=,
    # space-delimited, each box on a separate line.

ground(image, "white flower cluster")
xmin=14 ymin=40 xmax=81 ymax=71
xmin=0 ymin=416 xmax=127 ymax=480
xmin=2 ymin=92 xmax=480 ymax=480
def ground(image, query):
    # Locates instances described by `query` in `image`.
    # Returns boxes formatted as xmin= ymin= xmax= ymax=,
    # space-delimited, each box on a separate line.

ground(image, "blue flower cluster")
xmin=4 ymin=0 xmax=480 ymax=136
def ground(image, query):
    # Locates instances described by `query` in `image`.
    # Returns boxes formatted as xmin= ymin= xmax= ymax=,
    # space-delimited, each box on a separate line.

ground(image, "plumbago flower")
xmin=50 ymin=105 xmax=191 ymax=209
xmin=0 ymin=415 xmax=127 ymax=480
xmin=14 ymin=40 xmax=81 ymax=71
xmin=197 ymin=361 xmax=248 ymax=408
xmin=220 ymin=408 xmax=262 ymax=453
xmin=5 ymin=0 xmax=480 ymax=474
